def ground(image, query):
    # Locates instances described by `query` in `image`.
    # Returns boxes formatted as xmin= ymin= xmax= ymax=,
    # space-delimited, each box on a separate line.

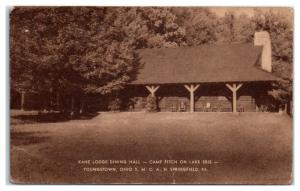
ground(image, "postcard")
xmin=9 ymin=6 xmax=293 ymax=184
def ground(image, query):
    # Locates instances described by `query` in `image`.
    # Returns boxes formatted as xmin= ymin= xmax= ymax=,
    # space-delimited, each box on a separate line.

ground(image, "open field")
xmin=10 ymin=111 xmax=292 ymax=184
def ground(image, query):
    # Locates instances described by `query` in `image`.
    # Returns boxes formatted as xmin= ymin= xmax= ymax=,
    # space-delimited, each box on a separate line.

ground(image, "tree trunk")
xmin=70 ymin=95 xmax=75 ymax=119
xmin=50 ymin=95 xmax=54 ymax=112
xmin=43 ymin=97 xmax=47 ymax=112
xmin=279 ymin=103 xmax=288 ymax=115
xmin=284 ymin=103 xmax=288 ymax=114
xmin=56 ymin=92 xmax=60 ymax=111
xmin=20 ymin=91 xmax=25 ymax=111
xmin=80 ymin=98 xmax=85 ymax=114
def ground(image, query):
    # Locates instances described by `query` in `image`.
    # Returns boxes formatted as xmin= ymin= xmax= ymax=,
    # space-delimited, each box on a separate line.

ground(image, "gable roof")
xmin=130 ymin=43 xmax=277 ymax=85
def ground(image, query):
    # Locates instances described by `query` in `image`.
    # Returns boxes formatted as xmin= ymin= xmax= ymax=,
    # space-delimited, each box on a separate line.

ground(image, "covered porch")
xmin=125 ymin=82 xmax=277 ymax=113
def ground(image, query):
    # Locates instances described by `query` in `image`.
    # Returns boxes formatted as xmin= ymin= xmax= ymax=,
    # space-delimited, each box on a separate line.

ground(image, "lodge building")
xmin=125 ymin=31 xmax=278 ymax=113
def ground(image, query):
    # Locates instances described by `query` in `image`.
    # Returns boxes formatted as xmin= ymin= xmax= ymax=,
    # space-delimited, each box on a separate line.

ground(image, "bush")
xmin=108 ymin=98 xmax=121 ymax=112
xmin=146 ymin=95 xmax=157 ymax=112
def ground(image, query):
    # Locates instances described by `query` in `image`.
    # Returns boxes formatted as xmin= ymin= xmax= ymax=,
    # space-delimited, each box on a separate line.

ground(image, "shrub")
xmin=146 ymin=95 xmax=157 ymax=112
xmin=108 ymin=98 xmax=121 ymax=112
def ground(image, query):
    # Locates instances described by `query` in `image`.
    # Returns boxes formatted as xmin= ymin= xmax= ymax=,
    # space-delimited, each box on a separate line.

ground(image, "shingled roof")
xmin=131 ymin=43 xmax=277 ymax=85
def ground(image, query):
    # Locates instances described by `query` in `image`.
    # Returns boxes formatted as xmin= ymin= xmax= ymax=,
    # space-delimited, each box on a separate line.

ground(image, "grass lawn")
xmin=10 ymin=111 xmax=292 ymax=184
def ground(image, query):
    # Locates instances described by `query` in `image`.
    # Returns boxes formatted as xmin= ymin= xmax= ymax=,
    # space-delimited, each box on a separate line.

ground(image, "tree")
xmin=215 ymin=11 xmax=235 ymax=44
xmin=10 ymin=7 xmax=124 ymax=112
xmin=122 ymin=7 xmax=186 ymax=49
xmin=172 ymin=8 xmax=218 ymax=46
xmin=215 ymin=12 xmax=255 ymax=44
xmin=10 ymin=8 xmax=58 ymax=110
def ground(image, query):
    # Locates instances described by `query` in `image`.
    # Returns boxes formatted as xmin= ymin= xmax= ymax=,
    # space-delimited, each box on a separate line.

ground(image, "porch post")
xmin=145 ymin=85 xmax=160 ymax=96
xmin=226 ymin=83 xmax=243 ymax=113
xmin=184 ymin=84 xmax=200 ymax=112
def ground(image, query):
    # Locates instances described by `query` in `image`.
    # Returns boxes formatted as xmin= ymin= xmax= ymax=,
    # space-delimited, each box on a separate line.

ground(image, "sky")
xmin=209 ymin=7 xmax=293 ymax=18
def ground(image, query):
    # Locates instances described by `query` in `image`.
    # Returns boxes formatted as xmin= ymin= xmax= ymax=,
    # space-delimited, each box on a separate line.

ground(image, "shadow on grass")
xmin=10 ymin=112 xmax=99 ymax=125
xmin=10 ymin=131 xmax=51 ymax=146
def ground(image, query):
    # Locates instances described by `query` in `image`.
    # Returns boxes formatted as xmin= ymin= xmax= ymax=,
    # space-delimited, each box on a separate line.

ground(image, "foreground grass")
xmin=10 ymin=112 xmax=292 ymax=184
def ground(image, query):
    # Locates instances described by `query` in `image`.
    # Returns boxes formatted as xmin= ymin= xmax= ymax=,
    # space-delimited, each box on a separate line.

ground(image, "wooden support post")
xmin=145 ymin=85 xmax=160 ymax=96
xmin=225 ymin=83 xmax=243 ymax=113
xmin=184 ymin=84 xmax=200 ymax=112
xmin=233 ymin=87 xmax=237 ymax=112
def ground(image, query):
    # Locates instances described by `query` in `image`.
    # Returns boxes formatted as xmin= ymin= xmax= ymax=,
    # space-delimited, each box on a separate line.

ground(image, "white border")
xmin=0 ymin=1 xmax=298 ymax=191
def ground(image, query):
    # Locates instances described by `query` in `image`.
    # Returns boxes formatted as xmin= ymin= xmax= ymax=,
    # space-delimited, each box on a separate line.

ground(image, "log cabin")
xmin=125 ymin=31 xmax=278 ymax=113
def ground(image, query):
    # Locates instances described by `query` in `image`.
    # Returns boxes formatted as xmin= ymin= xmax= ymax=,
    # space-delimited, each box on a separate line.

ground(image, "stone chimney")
xmin=254 ymin=31 xmax=272 ymax=72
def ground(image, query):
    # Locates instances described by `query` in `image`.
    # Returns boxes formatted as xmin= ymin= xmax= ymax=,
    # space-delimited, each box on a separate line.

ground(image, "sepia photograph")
xmin=9 ymin=6 xmax=293 ymax=184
